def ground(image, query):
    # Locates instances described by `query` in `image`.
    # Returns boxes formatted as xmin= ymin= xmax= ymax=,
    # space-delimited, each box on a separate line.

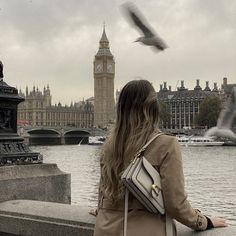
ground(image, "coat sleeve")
xmin=159 ymin=137 xmax=208 ymax=231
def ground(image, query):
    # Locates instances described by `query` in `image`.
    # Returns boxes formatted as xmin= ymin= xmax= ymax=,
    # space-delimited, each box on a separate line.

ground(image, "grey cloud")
xmin=0 ymin=0 xmax=235 ymax=104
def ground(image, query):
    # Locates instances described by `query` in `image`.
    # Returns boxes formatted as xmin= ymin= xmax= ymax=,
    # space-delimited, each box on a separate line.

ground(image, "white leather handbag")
xmin=121 ymin=132 xmax=174 ymax=236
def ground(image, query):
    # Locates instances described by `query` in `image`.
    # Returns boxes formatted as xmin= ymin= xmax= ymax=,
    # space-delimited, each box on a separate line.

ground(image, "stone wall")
xmin=0 ymin=164 xmax=71 ymax=204
xmin=0 ymin=200 xmax=234 ymax=236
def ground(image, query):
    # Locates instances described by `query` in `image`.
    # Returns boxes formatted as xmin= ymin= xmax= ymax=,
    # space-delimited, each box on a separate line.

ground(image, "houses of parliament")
xmin=18 ymin=26 xmax=115 ymax=129
xmin=17 ymin=26 xmax=235 ymax=130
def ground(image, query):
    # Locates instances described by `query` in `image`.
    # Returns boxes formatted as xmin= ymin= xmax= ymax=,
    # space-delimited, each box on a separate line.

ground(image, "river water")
xmin=32 ymin=144 xmax=236 ymax=226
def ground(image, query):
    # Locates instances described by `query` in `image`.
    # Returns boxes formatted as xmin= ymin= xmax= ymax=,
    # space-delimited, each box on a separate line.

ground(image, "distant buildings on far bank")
xmin=17 ymin=25 xmax=235 ymax=131
xmin=18 ymin=26 xmax=116 ymax=130
xmin=17 ymin=85 xmax=94 ymax=128
xmin=17 ymin=77 xmax=235 ymax=130
xmin=157 ymin=77 xmax=235 ymax=129
xmin=115 ymin=77 xmax=235 ymax=130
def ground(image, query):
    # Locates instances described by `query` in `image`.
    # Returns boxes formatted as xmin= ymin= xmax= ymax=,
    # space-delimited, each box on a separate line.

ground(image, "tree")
xmin=159 ymin=101 xmax=170 ymax=128
xmin=195 ymin=96 xmax=222 ymax=128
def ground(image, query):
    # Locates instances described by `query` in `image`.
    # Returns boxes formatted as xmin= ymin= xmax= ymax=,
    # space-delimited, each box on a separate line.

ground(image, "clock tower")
xmin=94 ymin=26 xmax=115 ymax=128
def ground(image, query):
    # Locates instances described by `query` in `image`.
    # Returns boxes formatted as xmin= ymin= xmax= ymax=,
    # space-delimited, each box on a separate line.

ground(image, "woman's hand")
xmin=211 ymin=217 xmax=228 ymax=228
xmin=89 ymin=208 xmax=98 ymax=216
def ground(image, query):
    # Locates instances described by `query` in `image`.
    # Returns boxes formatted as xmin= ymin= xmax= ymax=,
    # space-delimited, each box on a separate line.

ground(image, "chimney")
xmin=178 ymin=80 xmax=186 ymax=91
xmin=164 ymin=82 xmax=167 ymax=89
xmin=169 ymin=86 xmax=172 ymax=91
xmin=194 ymin=79 xmax=202 ymax=90
xmin=163 ymin=82 xmax=168 ymax=91
xmin=26 ymin=86 xmax=28 ymax=96
xmin=212 ymin=82 xmax=218 ymax=92
xmin=223 ymin=77 xmax=227 ymax=85
xmin=204 ymin=81 xmax=211 ymax=91
xmin=159 ymin=84 xmax=163 ymax=91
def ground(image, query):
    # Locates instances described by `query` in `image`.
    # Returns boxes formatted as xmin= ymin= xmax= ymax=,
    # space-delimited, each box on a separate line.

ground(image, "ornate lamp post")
xmin=0 ymin=61 xmax=42 ymax=165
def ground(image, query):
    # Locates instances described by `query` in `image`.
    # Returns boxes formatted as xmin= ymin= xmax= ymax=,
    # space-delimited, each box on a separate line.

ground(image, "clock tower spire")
xmin=94 ymin=26 xmax=115 ymax=128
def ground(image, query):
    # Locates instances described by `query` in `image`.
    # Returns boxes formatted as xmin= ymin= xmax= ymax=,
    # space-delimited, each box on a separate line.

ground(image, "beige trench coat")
xmin=94 ymin=133 xmax=208 ymax=236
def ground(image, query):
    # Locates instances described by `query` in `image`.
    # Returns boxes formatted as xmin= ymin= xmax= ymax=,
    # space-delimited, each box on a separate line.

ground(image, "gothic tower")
xmin=94 ymin=26 xmax=115 ymax=128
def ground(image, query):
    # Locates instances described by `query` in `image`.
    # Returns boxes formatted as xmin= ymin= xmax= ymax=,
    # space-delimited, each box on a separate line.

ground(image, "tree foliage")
xmin=159 ymin=101 xmax=170 ymax=127
xmin=195 ymin=96 xmax=222 ymax=128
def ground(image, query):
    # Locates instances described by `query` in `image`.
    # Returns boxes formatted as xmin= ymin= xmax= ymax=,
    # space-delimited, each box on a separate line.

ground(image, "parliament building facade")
xmin=17 ymin=85 xmax=94 ymax=128
xmin=17 ymin=26 xmax=116 ymax=129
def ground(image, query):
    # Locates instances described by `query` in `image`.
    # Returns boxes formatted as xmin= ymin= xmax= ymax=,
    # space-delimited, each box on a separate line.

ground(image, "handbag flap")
xmin=142 ymin=157 xmax=162 ymax=188
xmin=132 ymin=156 xmax=165 ymax=214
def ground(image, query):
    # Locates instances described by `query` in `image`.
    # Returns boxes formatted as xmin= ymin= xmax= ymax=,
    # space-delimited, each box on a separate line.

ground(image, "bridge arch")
xmin=27 ymin=129 xmax=61 ymax=145
xmin=64 ymin=130 xmax=90 ymax=145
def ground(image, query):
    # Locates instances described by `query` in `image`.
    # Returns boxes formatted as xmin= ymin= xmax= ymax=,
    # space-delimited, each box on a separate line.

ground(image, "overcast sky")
xmin=0 ymin=0 xmax=235 ymax=104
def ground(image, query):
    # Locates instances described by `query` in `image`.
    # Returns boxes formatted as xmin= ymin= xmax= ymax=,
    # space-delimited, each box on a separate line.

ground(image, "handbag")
xmin=121 ymin=132 xmax=174 ymax=236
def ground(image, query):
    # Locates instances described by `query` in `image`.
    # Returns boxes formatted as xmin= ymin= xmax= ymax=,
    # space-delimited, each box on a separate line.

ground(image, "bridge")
xmin=17 ymin=126 xmax=221 ymax=146
xmin=17 ymin=126 xmax=107 ymax=145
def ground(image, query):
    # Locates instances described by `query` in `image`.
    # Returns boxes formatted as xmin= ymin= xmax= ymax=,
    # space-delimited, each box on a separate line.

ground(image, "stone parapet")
xmin=0 ymin=164 xmax=71 ymax=204
xmin=0 ymin=200 xmax=234 ymax=236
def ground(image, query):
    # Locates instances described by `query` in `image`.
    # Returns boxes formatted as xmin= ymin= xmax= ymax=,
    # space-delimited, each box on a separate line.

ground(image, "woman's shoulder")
xmin=145 ymin=131 xmax=181 ymax=164
xmin=154 ymin=130 xmax=178 ymax=145
xmin=148 ymin=131 xmax=179 ymax=154
xmin=160 ymin=132 xmax=178 ymax=142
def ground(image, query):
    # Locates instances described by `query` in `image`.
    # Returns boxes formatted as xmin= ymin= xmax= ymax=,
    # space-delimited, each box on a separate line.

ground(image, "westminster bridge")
xmin=17 ymin=126 xmax=107 ymax=145
xmin=17 ymin=125 xmax=210 ymax=145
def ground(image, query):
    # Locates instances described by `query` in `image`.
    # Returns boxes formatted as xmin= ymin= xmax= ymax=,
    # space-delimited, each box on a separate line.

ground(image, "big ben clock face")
xmin=95 ymin=62 xmax=103 ymax=73
xmin=107 ymin=63 xmax=113 ymax=73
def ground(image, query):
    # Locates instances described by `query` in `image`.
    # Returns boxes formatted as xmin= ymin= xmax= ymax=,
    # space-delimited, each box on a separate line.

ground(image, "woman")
xmin=93 ymin=80 xmax=227 ymax=236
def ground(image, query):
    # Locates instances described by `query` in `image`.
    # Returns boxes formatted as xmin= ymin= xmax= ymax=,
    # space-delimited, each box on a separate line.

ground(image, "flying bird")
xmin=121 ymin=2 xmax=168 ymax=51
xmin=205 ymin=87 xmax=236 ymax=140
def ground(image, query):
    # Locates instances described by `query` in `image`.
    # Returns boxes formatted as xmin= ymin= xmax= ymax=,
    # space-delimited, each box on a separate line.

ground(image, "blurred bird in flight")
xmin=205 ymin=87 xmax=236 ymax=140
xmin=121 ymin=2 xmax=168 ymax=52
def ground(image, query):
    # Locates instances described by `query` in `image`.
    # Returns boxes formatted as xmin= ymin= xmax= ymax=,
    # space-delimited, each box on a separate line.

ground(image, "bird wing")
xmin=123 ymin=2 xmax=155 ymax=37
xmin=129 ymin=8 xmax=154 ymax=37
xmin=217 ymin=87 xmax=236 ymax=129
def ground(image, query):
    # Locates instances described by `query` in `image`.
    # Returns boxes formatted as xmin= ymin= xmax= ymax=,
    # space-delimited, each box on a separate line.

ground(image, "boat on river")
xmin=177 ymin=135 xmax=224 ymax=147
xmin=88 ymin=136 xmax=106 ymax=145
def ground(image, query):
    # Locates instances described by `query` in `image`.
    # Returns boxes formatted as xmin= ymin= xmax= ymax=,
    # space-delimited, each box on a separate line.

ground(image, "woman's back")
xmin=93 ymin=80 xmax=227 ymax=236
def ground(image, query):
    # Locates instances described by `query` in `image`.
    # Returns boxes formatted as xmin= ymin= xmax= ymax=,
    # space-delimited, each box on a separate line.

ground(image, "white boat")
xmin=88 ymin=136 xmax=105 ymax=145
xmin=177 ymin=135 xmax=224 ymax=147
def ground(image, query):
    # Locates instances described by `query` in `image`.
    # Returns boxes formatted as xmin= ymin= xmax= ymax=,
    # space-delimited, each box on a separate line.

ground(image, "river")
xmin=32 ymin=144 xmax=236 ymax=226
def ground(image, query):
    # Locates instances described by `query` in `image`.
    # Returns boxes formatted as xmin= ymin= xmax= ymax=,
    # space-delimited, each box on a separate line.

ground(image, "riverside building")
xmin=116 ymin=78 xmax=233 ymax=130
xmin=17 ymin=85 xmax=94 ymax=128
xmin=157 ymin=80 xmax=220 ymax=129
xmin=17 ymin=26 xmax=116 ymax=129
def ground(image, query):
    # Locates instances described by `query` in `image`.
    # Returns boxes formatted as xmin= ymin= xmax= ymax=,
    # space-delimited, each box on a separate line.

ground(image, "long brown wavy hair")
xmin=101 ymin=80 xmax=160 ymax=204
